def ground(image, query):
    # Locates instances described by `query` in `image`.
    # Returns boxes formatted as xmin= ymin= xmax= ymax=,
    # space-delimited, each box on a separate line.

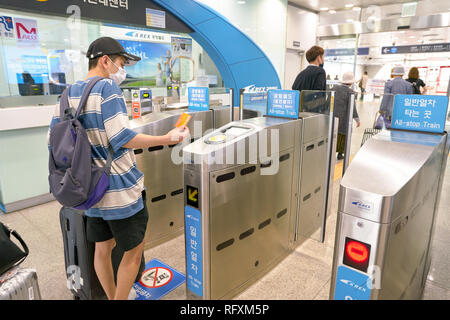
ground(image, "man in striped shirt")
xmin=48 ymin=37 xmax=189 ymax=300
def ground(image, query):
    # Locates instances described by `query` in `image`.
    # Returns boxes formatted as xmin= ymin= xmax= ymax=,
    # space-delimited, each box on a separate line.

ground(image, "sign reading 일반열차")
xmin=391 ymin=95 xmax=449 ymax=133
xmin=188 ymin=87 xmax=209 ymax=112
xmin=184 ymin=205 xmax=203 ymax=297
xmin=267 ymin=90 xmax=300 ymax=119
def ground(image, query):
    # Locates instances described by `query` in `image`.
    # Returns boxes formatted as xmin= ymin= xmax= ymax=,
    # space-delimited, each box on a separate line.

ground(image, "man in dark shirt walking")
xmin=292 ymin=45 xmax=327 ymax=92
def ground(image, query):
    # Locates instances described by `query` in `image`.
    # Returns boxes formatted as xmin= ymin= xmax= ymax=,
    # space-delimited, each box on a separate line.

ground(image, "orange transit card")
xmin=175 ymin=112 xmax=192 ymax=128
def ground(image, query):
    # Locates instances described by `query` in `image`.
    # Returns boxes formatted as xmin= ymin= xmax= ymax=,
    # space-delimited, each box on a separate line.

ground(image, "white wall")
xmin=196 ymin=0 xmax=288 ymax=85
xmin=284 ymin=6 xmax=318 ymax=88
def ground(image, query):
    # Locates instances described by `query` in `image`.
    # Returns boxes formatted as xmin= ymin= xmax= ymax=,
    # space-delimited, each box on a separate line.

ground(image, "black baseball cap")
xmin=86 ymin=37 xmax=141 ymax=66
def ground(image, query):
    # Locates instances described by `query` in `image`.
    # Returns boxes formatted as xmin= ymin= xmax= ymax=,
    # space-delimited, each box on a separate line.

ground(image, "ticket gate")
xmin=183 ymin=113 xmax=333 ymax=299
xmin=129 ymin=106 xmax=260 ymax=249
xmin=330 ymin=130 xmax=449 ymax=300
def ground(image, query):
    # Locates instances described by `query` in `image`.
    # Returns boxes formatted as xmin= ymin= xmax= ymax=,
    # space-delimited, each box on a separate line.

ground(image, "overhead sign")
xmin=391 ymin=95 xmax=449 ymax=133
xmin=325 ymin=47 xmax=369 ymax=56
xmin=132 ymin=259 xmax=185 ymax=300
xmin=0 ymin=0 xmax=192 ymax=33
xmin=188 ymin=87 xmax=209 ymax=112
xmin=382 ymin=43 xmax=450 ymax=55
xmin=267 ymin=90 xmax=300 ymax=119
xmin=185 ymin=205 xmax=203 ymax=297
xmin=101 ymin=25 xmax=171 ymax=43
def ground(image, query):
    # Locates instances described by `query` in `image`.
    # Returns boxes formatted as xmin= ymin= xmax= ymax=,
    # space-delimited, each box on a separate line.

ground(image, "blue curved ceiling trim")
xmin=152 ymin=0 xmax=282 ymax=105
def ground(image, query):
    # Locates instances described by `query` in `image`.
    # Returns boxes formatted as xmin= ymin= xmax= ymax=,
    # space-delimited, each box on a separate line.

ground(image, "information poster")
xmin=146 ymin=8 xmax=166 ymax=29
xmin=391 ymin=94 xmax=449 ymax=133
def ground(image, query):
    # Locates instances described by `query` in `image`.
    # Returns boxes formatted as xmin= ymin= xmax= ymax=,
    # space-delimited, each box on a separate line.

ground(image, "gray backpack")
xmin=48 ymin=76 xmax=113 ymax=210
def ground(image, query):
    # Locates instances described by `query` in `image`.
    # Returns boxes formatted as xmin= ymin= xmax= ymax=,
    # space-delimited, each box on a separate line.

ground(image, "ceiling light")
xmin=329 ymin=10 xmax=336 ymax=14
xmin=237 ymin=0 xmax=246 ymax=4
xmin=320 ymin=7 xmax=329 ymax=11
xmin=345 ymin=4 xmax=354 ymax=8
xmin=353 ymin=7 xmax=361 ymax=11
xmin=409 ymin=36 xmax=415 ymax=38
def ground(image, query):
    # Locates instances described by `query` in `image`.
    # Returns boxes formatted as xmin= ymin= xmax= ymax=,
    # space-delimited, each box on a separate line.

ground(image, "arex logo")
xmin=340 ymin=279 xmax=367 ymax=293
xmin=351 ymin=200 xmax=372 ymax=211
xmin=15 ymin=18 xmax=38 ymax=42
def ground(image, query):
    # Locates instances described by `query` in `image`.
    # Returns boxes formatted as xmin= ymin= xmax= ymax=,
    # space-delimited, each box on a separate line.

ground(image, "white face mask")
xmin=108 ymin=57 xmax=127 ymax=85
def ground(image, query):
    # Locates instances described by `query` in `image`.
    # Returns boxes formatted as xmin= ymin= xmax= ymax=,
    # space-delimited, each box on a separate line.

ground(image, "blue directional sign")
xmin=334 ymin=266 xmax=371 ymax=300
xmin=185 ymin=205 xmax=203 ymax=297
xmin=267 ymin=89 xmax=300 ymax=119
xmin=188 ymin=87 xmax=209 ymax=112
xmin=391 ymin=95 xmax=449 ymax=133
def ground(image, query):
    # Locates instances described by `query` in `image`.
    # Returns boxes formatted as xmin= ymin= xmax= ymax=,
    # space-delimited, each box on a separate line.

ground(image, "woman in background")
xmin=333 ymin=72 xmax=361 ymax=160
xmin=407 ymin=67 xmax=427 ymax=95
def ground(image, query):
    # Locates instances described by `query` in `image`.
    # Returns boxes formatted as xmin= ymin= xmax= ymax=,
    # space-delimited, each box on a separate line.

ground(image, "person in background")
xmin=407 ymin=67 xmax=426 ymax=95
xmin=292 ymin=45 xmax=327 ymax=92
xmin=378 ymin=66 xmax=413 ymax=128
xmin=162 ymin=50 xmax=173 ymax=85
xmin=358 ymin=71 xmax=368 ymax=101
xmin=333 ymin=72 xmax=360 ymax=160
xmin=155 ymin=63 xmax=164 ymax=87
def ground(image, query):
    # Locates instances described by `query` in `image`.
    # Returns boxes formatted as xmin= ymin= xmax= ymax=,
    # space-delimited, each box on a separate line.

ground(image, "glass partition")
xmin=242 ymin=91 xmax=268 ymax=117
xmin=298 ymin=90 xmax=335 ymax=243
xmin=0 ymin=7 xmax=224 ymax=108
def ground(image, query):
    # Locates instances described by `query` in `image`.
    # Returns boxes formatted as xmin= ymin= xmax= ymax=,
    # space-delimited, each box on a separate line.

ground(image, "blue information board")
xmin=334 ymin=266 xmax=371 ymax=300
xmin=185 ymin=205 xmax=203 ymax=297
xmin=267 ymin=90 xmax=300 ymax=119
xmin=188 ymin=87 xmax=209 ymax=112
xmin=391 ymin=95 xmax=449 ymax=133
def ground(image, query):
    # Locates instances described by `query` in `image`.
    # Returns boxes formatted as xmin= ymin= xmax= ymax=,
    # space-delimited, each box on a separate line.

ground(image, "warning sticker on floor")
xmin=132 ymin=259 xmax=185 ymax=300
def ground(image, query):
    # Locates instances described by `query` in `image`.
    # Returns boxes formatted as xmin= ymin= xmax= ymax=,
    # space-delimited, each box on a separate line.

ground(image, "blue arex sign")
xmin=185 ymin=205 xmax=203 ymax=297
xmin=391 ymin=95 xmax=449 ymax=133
xmin=334 ymin=266 xmax=371 ymax=300
xmin=188 ymin=87 xmax=209 ymax=112
xmin=267 ymin=90 xmax=300 ymax=119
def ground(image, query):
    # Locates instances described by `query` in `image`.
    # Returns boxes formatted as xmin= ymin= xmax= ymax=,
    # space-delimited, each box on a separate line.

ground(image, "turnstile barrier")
xmin=330 ymin=130 xmax=449 ymax=300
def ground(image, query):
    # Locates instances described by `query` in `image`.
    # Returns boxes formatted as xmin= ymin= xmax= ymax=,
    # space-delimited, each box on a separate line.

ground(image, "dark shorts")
xmin=86 ymin=191 xmax=149 ymax=252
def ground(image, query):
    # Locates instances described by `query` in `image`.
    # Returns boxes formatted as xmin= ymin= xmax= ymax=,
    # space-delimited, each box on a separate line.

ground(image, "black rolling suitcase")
xmin=60 ymin=207 xmax=145 ymax=300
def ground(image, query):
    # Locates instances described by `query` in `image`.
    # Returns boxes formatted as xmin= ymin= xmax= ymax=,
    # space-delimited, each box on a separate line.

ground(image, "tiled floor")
xmin=1 ymin=99 xmax=449 ymax=300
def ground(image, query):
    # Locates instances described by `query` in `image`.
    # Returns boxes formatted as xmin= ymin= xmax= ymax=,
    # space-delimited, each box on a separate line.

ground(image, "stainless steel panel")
xmin=340 ymin=131 xmax=446 ymax=224
xmin=295 ymin=114 xmax=330 ymax=242
xmin=130 ymin=110 xmax=214 ymax=249
xmin=209 ymin=153 xmax=294 ymax=299
xmin=330 ymin=130 xmax=449 ymax=300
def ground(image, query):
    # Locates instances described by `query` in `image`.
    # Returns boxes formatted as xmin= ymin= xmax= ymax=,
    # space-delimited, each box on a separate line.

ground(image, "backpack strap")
xmin=59 ymin=87 xmax=72 ymax=121
xmin=74 ymin=76 xmax=105 ymax=119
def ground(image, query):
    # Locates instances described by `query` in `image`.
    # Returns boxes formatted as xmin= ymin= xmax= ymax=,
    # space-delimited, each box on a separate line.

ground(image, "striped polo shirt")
xmin=48 ymin=77 xmax=144 ymax=220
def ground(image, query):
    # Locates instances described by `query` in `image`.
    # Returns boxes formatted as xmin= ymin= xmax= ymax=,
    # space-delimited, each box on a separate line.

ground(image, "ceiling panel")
xmin=289 ymin=0 xmax=415 ymax=12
